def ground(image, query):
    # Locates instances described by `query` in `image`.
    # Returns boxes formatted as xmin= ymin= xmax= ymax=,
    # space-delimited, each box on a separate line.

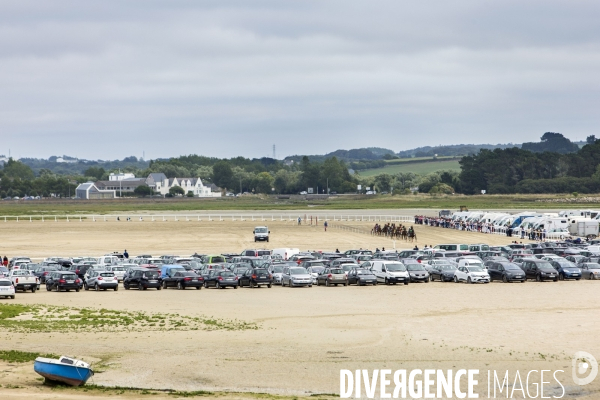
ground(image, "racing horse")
xmin=407 ymin=227 xmax=417 ymax=242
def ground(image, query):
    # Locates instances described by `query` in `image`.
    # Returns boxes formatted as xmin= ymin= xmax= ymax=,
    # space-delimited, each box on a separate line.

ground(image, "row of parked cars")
xmin=2 ymin=241 xmax=599 ymax=297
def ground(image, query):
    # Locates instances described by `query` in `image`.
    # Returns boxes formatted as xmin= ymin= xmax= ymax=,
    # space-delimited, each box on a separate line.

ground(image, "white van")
xmin=433 ymin=244 xmax=469 ymax=252
xmin=272 ymin=248 xmax=300 ymax=261
xmin=253 ymin=226 xmax=270 ymax=242
xmin=370 ymin=260 xmax=410 ymax=285
xmin=96 ymin=256 xmax=120 ymax=267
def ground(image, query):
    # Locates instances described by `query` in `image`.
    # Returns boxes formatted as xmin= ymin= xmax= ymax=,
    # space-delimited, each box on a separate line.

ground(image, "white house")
xmin=145 ymin=174 xmax=221 ymax=197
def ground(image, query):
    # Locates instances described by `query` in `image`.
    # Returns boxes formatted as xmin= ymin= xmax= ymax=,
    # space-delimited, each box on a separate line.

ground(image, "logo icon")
xmin=572 ymin=351 xmax=598 ymax=386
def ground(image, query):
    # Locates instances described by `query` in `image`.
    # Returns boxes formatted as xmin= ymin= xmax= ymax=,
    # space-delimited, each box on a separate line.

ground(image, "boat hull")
xmin=34 ymin=360 xmax=93 ymax=386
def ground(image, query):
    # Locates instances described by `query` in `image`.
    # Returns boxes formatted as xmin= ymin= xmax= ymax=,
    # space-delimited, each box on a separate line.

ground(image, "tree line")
xmin=2 ymin=131 xmax=597 ymax=198
xmin=458 ymin=134 xmax=600 ymax=194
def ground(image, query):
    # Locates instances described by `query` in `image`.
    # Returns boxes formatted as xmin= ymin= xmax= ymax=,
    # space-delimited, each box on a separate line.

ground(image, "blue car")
xmin=550 ymin=261 xmax=581 ymax=281
xmin=160 ymin=265 xmax=187 ymax=279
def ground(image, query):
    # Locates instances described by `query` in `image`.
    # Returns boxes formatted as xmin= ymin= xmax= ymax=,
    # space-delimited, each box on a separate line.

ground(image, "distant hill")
xmin=396 ymin=143 xmax=520 ymax=158
xmin=19 ymin=156 xmax=149 ymax=176
xmin=285 ymin=147 xmax=395 ymax=163
xmin=284 ymin=144 xmax=519 ymax=167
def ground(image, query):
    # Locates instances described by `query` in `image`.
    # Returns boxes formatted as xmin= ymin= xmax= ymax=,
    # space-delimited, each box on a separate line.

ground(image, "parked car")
xmin=429 ymin=264 xmax=457 ymax=282
xmin=550 ymin=260 xmax=582 ymax=281
xmin=45 ymin=271 xmax=81 ymax=292
xmin=69 ymin=264 xmax=94 ymax=281
xmin=406 ymin=264 xmax=430 ymax=283
xmin=487 ymin=262 xmax=526 ymax=283
xmin=240 ymin=249 xmax=267 ymax=258
xmin=305 ymin=265 xmax=325 ymax=283
xmin=269 ymin=265 xmax=285 ymax=285
xmin=0 ymin=278 xmax=15 ymax=299
xmin=347 ymin=268 xmax=377 ymax=286
xmin=238 ymin=268 xmax=272 ymax=288
xmin=204 ymin=270 xmax=239 ymax=289
xmin=85 ymin=271 xmax=119 ymax=291
xmin=202 ymin=255 xmax=228 ymax=269
xmin=330 ymin=258 xmax=358 ymax=268
xmin=160 ymin=265 xmax=187 ymax=279
xmin=34 ymin=266 xmax=59 ymax=285
xmin=580 ymin=263 xmax=600 ymax=280
xmin=162 ymin=271 xmax=204 ymax=289
xmin=453 ymin=265 xmax=490 ymax=284
xmin=281 ymin=267 xmax=313 ymax=287
xmin=233 ymin=265 xmax=252 ymax=277
xmin=289 ymin=254 xmax=316 ymax=264
xmin=352 ymin=254 xmax=373 ymax=263
xmin=520 ymin=260 xmax=558 ymax=282
xmin=9 ymin=269 xmax=39 ymax=292
xmin=106 ymin=265 xmax=128 ymax=281
xmin=316 ymin=267 xmax=347 ymax=286
xmin=123 ymin=268 xmax=162 ymax=290
xmin=371 ymin=260 xmax=410 ymax=285
xmin=565 ymin=255 xmax=587 ymax=264
xmin=123 ymin=266 xmax=146 ymax=281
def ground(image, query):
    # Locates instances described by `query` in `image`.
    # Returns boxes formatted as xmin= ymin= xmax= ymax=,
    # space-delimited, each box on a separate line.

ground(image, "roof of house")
xmin=168 ymin=177 xmax=203 ymax=186
xmin=76 ymin=182 xmax=95 ymax=191
xmin=147 ymin=173 xmax=167 ymax=184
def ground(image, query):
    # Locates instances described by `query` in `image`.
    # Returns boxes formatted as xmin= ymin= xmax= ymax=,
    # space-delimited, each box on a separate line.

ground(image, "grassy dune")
xmin=358 ymin=159 xmax=461 ymax=177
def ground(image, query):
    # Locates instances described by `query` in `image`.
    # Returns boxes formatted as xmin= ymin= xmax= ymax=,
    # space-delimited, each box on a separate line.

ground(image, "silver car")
xmin=281 ymin=267 xmax=313 ymax=287
xmin=85 ymin=270 xmax=119 ymax=291
xmin=107 ymin=265 xmax=129 ymax=282
xmin=270 ymin=265 xmax=285 ymax=285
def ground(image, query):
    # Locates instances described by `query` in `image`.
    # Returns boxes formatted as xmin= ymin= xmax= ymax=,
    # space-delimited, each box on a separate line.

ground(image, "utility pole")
xmin=327 ymin=178 xmax=329 ymax=195
xmin=240 ymin=178 xmax=242 ymax=194
xmin=119 ymin=168 xmax=122 ymax=198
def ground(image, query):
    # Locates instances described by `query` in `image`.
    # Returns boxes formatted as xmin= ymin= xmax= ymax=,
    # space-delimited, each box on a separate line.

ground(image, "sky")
xmin=1 ymin=1 xmax=599 ymax=160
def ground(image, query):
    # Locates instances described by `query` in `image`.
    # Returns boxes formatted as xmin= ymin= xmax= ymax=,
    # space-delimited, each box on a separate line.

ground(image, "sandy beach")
xmin=0 ymin=219 xmax=598 ymax=399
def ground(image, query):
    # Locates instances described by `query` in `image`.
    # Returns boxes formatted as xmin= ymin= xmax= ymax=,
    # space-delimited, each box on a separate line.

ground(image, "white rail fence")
xmin=0 ymin=214 xmax=413 ymax=223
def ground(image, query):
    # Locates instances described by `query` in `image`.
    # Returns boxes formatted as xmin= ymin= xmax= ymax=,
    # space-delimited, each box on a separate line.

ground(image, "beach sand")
xmin=0 ymin=219 xmax=597 ymax=399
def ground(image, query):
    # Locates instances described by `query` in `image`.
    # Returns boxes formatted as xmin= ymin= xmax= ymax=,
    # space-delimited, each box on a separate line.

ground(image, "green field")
xmin=0 ymin=193 xmax=598 ymax=215
xmin=358 ymin=159 xmax=461 ymax=177
xmin=383 ymin=156 xmax=457 ymax=164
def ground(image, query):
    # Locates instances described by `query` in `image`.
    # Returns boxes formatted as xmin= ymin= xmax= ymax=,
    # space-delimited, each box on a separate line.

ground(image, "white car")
xmin=107 ymin=265 xmax=129 ymax=281
xmin=454 ymin=265 xmax=490 ymax=284
xmin=0 ymin=278 xmax=15 ymax=299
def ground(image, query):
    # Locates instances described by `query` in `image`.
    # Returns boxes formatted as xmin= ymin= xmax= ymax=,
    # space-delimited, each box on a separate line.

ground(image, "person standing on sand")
xmin=324 ymin=221 xmax=328 ymax=231
xmin=2 ymin=256 xmax=7 ymax=267
xmin=124 ymin=250 xmax=129 ymax=259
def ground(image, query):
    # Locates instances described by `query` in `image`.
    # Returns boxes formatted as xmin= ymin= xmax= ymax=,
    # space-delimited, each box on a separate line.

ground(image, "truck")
xmin=253 ymin=226 xmax=270 ymax=242
xmin=569 ymin=220 xmax=599 ymax=238
xmin=9 ymin=269 xmax=39 ymax=292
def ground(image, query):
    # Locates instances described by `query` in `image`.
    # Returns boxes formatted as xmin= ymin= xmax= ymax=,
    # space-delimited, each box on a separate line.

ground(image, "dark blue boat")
xmin=34 ymin=356 xmax=94 ymax=386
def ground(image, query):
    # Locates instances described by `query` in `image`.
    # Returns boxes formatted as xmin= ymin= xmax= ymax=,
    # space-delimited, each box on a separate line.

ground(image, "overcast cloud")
xmin=1 ymin=1 xmax=599 ymax=160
